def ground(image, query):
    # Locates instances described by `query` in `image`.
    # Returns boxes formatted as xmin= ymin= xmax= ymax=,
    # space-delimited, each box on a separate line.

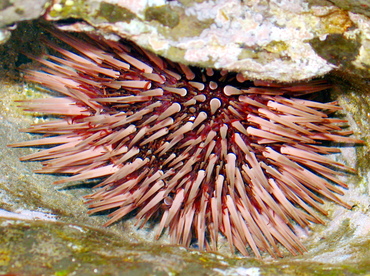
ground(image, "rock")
xmin=327 ymin=0 xmax=370 ymax=17
xmin=42 ymin=0 xmax=370 ymax=82
xmin=0 ymin=0 xmax=49 ymax=44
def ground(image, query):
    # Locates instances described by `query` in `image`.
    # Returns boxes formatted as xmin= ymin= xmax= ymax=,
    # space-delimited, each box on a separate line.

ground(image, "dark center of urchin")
xmin=12 ymin=26 xmax=363 ymax=259
xmin=95 ymin=64 xmax=266 ymax=198
xmin=109 ymin=68 xmax=248 ymax=159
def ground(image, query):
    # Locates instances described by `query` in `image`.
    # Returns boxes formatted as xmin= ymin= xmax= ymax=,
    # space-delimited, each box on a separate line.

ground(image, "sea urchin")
xmin=10 ymin=27 xmax=363 ymax=258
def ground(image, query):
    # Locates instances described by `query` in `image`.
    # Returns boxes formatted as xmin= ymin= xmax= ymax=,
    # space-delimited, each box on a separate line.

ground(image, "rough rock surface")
xmin=0 ymin=0 xmax=49 ymax=43
xmin=328 ymin=0 xmax=370 ymax=17
xmin=41 ymin=0 xmax=370 ymax=82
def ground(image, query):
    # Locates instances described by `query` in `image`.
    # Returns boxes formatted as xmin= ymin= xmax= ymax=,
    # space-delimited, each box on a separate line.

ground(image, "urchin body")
xmin=11 ymin=27 xmax=363 ymax=258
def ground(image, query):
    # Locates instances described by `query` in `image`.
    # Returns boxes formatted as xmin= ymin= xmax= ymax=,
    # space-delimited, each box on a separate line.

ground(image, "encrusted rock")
xmin=0 ymin=0 xmax=49 ymax=44
xmin=42 ymin=0 xmax=370 ymax=82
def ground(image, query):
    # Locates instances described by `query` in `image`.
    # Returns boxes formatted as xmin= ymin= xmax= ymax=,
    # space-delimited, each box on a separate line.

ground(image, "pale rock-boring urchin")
xmin=10 ymin=27 xmax=363 ymax=259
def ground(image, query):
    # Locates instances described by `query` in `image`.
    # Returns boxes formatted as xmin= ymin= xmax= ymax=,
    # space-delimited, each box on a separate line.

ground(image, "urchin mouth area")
xmin=9 ymin=25 xmax=364 ymax=259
